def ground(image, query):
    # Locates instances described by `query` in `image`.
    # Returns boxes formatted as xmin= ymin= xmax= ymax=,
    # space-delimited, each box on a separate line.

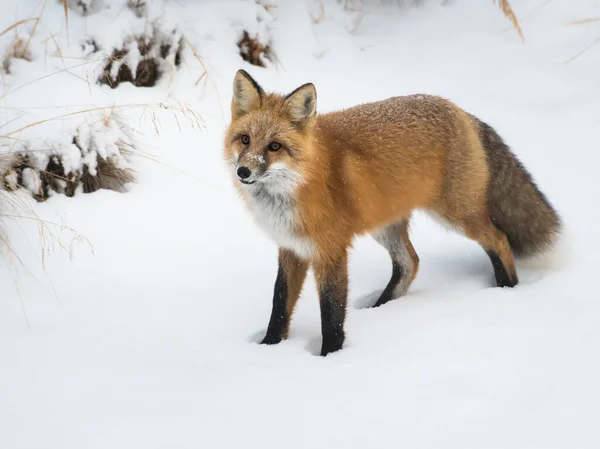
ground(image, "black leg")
xmin=260 ymin=249 xmax=309 ymax=345
xmin=373 ymin=261 xmax=404 ymax=307
xmin=261 ymin=264 xmax=288 ymax=345
xmin=371 ymin=219 xmax=417 ymax=307
xmin=485 ymin=249 xmax=517 ymax=288
xmin=314 ymin=253 xmax=348 ymax=356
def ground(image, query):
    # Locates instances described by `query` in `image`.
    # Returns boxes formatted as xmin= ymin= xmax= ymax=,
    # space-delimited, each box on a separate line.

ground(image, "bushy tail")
xmin=477 ymin=120 xmax=562 ymax=259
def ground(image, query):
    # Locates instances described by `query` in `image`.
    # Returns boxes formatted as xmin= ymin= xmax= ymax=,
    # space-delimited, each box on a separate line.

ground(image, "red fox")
xmin=224 ymin=69 xmax=561 ymax=356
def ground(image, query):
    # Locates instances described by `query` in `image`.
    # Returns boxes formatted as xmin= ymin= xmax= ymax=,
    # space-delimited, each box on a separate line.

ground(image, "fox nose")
xmin=237 ymin=166 xmax=251 ymax=180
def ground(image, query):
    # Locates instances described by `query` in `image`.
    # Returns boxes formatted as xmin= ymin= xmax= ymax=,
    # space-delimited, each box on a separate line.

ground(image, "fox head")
xmin=223 ymin=70 xmax=317 ymax=192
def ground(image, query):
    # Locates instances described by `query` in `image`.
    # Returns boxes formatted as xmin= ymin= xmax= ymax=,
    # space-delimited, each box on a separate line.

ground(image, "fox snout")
xmin=236 ymin=165 xmax=258 ymax=184
xmin=236 ymin=166 xmax=252 ymax=180
xmin=235 ymin=152 xmax=266 ymax=184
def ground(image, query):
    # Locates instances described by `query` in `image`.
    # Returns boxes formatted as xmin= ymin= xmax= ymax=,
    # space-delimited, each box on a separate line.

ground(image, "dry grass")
xmin=0 ymin=179 xmax=95 ymax=326
xmin=0 ymin=19 xmax=38 ymax=39
xmin=494 ymin=0 xmax=524 ymax=41
xmin=2 ymin=37 xmax=33 ymax=73
xmin=0 ymin=1 xmax=206 ymax=308
xmin=564 ymin=15 xmax=600 ymax=64
xmin=60 ymin=0 xmax=69 ymax=29
xmin=312 ymin=0 xmax=325 ymax=24
xmin=22 ymin=0 xmax=48 ymax=57
xmin=0 ymin=3 xmax=80 ymax=305
xmin=185 ymin=37 xmax=225 ymax=120
xmin=564 ymin=36 xmax=600 ymax=64
xmin=1 ymin=101 xmax=204 ymax=202
xmin=0 ymin=184 xmax=94 ymax=264
xmin=308 ymin=0 xmax=524 ymax=38
xmin=0 ymin=99 xmax=203 ymax=313
xmin=568 ymin=17 xmax=600 ymax=26
xmin=0 ymin=3 xmax=46 ymax=73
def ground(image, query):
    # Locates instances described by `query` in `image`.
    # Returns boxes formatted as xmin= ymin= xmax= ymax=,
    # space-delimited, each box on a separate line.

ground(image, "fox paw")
xmin=320 ymin=334 xmax=344 ymax=356
xmin=260 ymin=334 xmax=283 ymax=345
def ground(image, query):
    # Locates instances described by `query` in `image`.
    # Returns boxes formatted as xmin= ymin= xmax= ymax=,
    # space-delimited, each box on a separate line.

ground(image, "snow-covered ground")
xmin=1 ymin=0 xmax=599 ymax=448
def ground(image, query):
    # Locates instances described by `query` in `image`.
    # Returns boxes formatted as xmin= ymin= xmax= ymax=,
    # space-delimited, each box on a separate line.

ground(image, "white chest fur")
xmin=243 ymin=185 xmax=315 ymax=260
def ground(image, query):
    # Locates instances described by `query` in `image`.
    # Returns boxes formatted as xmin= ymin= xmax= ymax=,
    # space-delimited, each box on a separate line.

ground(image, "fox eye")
xmin=241 ymin=135 xmax=250 ymax=145
xmin=268 ymin=142 xmax=281 ymax=152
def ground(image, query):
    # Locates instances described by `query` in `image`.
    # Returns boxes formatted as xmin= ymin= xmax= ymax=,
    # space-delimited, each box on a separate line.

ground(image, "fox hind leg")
xmin=371 ymin=218 xmax=420 ymax=307
xmin=442 ymin=212 xmax=518 ymax=288
xmin=473 ymin=221 xmax=519 ymax=288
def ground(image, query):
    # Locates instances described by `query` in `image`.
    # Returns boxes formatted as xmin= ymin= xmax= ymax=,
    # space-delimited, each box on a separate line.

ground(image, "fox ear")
xmin=231 ymin=69 xmax=263 ymax=119
xmin=284 ymin=83 xmax=317 ymax=128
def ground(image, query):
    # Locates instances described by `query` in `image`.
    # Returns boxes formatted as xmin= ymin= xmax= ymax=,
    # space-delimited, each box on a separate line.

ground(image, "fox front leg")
xmin=260 ymin=248 xmax=309 ymax=345
xmin=313 ymin=252 xmax=349 ymax=356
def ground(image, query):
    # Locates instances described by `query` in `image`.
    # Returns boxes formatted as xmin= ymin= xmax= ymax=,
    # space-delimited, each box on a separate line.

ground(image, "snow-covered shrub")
xmin=62 ymin=0 xmax=106 ymax=17
xmin=238 ymin=31 xmax=272 ymax=68
xmin=127 ymin=0 xmax=148 ymax=18
xmin=1 ymin=113 xmax=135 ymax=202
xmin=98 ymin=24 xmax=183 ymax=88
xmin=0 ymin=154 xmax=16 ymax=184
xmin=236 ymin=2 xmax=274 ymax=67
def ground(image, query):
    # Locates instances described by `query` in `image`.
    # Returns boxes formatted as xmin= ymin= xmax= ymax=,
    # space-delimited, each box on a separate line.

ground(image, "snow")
xmin=1 ymin=0 xmax=600 ymax=448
